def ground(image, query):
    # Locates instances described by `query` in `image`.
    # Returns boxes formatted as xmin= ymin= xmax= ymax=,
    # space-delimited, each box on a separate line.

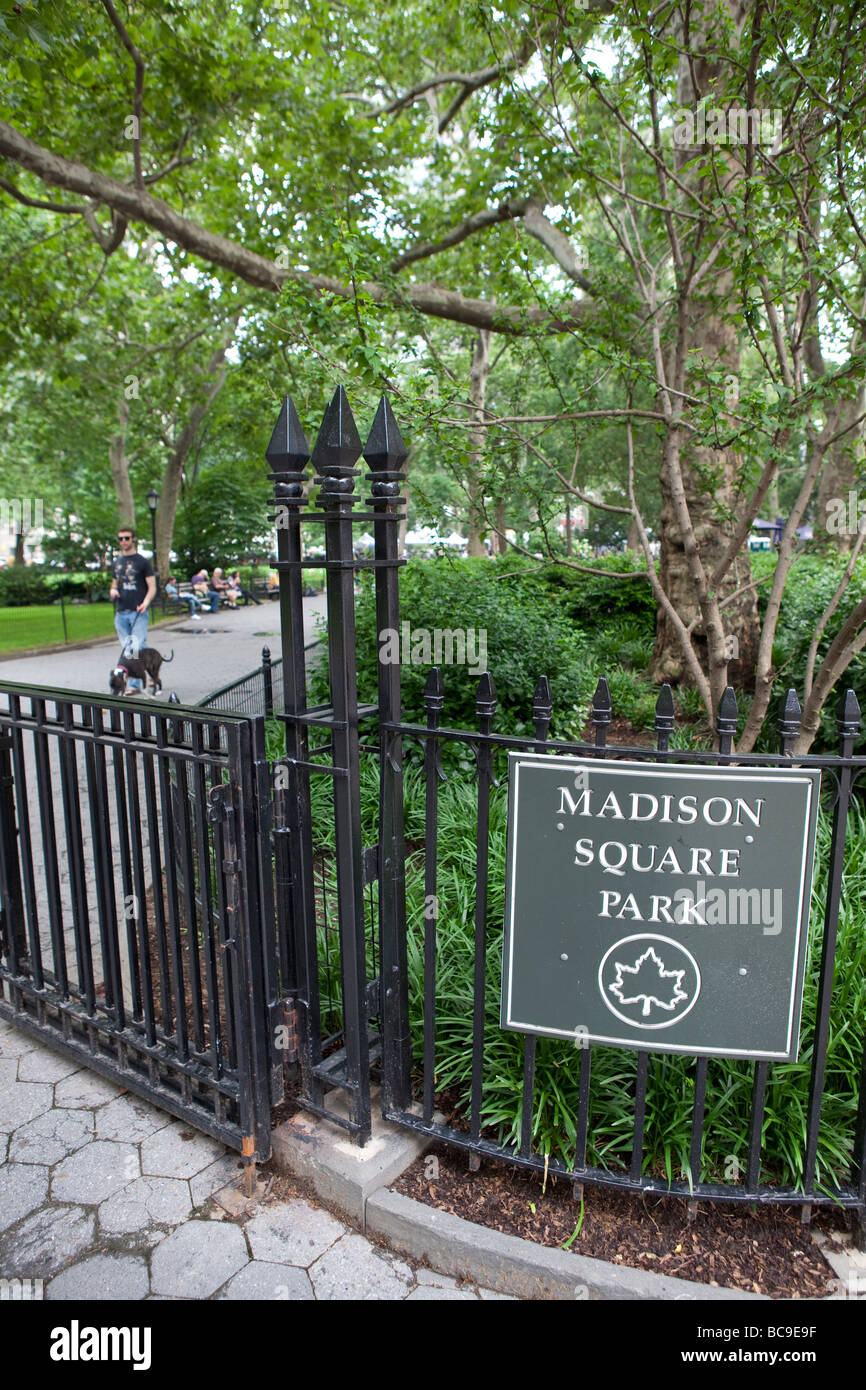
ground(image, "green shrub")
xmin=0 ymin=566 xmax=51 ymax=606
xmin=309 ymin=556 xmax=591 ymax=741
xmin=536 ymin=552 xmax=656 ymax=630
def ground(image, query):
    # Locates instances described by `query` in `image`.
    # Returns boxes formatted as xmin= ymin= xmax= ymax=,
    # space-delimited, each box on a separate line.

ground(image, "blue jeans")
xmin=115 ymin=609 xmax=149 ymax=689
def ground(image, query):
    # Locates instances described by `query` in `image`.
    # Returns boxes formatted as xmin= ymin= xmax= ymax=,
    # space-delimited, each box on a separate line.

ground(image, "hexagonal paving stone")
xmin=0 ymin=1082 xmax=54 ymax=1134
xmin=150 ymin=1220 xmax=249 ymax=1298
xmin=0 ymin=1029 xmax=38 ymax=1060
xmin=17 ymin=1049 xmax=81 ymax=1084
xmin=245 ymin=1200 xmax=345 ymax=1268
xmin=140 ymin=1123 xmax=224 ymax=1180
xmin=0 ymin=1204 xmax=96 ymax=1279
xmin=0 ymin=1162 xmax=49 ymax=1233
xmin=310 ymin=1234 xmax=415 ymax=1301
xmin=189 ymin=1154 xmax=240 ymax=1207
xmin=47 ymin=1253 xmax=150 ymax=1301
xmin=52 ymin=1141 xmax=139 ymax=1204
xmin=99 ymin=1176 xmax=192 ymax=1234
xmin=95 ymin=1094 xmax=171 ymax=1145
xmin=216 ymin=1261 xmax=313 ymax=1301
xmin=54 ymin=1071 xmax=122 ymax=1110
xmin=0 ymin=1057 xmax=19 ymax=1092
xmin=10 ymin=1108 xmax=95 ymax=1166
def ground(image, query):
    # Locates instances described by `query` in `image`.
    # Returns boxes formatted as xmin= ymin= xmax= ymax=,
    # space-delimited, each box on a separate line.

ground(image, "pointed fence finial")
xmin=716 ymin=685 xmax=738 ymax=733
xmin=777 ymin=688 xmax=802 ymax=749
xmin=654 ymin=683 xmax=675 ymax=732
xmin=424 ymin=666 xmax=444 ymax=711
xmin=532 ymin=675 xmax=552 ymax=724
xmin=592 ymin=677 xmax=612 ymax=721
xmin=591 ymin=676 xmax=611 ymax=750
xmin=363 ymin=395 xmax=408 ymax=472
xmin=475 ymin=671 xmax=496 ymax=720
xmin=265 ymin=396 xmax=310 ymax=475
xmin=837 ymin=688 xmax=862 ymax=740
xmin=311 ymin=385 xmax=363 ymax=474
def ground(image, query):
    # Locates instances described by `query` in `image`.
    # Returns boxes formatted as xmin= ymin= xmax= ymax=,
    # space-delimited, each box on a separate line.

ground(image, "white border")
xmin=502 ymin=756 xmax=819 ymax=1060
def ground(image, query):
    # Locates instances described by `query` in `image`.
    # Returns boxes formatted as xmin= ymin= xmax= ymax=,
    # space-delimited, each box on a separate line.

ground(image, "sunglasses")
xmin=117 ymin=535 xmax=133 ymax=541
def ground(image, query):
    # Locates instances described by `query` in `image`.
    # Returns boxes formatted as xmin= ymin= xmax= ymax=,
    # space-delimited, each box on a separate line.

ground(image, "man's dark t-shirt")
xmin=112 ymin=553 xmax=154 ymax=612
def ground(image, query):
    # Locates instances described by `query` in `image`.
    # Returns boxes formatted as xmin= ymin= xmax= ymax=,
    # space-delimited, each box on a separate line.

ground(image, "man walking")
xmin=109 ymin=527 xmax=157 ymax=692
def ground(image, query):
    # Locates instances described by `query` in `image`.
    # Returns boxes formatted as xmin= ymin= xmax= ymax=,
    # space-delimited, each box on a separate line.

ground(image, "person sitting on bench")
xmin=228 ymin=569 xmax=262 ymax=606
xmin=165 ymin=576 xmax=203 ymax=620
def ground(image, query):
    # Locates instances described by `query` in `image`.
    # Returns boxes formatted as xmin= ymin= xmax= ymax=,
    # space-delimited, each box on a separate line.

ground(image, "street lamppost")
xmin=146 ymin=487 xmax=162 ymax=610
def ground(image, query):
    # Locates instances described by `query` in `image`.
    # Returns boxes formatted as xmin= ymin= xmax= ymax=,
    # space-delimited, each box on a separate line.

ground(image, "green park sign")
xmin=501 ymin=755 xmax=822 ymax=1061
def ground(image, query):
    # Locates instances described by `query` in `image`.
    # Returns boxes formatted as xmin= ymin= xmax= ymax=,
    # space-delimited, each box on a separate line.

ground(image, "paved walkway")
xmin=0 ymin=1019 xmax=507 ymax=1300
xmin=0 ymin=595 xmax=327 ymax=706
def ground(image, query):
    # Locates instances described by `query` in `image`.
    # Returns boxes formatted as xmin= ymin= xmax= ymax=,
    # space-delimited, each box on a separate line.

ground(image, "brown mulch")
xmin=391 ymin=1141 xmax=848 ymax=1299
xmin=581 ymin=715 xmax=656 ymax=748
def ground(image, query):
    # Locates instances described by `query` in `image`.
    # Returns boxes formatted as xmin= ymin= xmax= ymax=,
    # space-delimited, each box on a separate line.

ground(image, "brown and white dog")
xmin=109 ymin=647 xmax=174 ymax=696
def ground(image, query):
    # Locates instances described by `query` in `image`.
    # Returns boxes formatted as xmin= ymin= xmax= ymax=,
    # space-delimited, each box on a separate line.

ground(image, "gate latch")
xmin=208 ymin=784 xmax=233 ymax=824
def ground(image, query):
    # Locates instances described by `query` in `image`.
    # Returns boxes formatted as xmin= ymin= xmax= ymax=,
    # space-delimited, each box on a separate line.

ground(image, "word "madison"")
xmin=557 ymin=787 xmax=764 ymax=828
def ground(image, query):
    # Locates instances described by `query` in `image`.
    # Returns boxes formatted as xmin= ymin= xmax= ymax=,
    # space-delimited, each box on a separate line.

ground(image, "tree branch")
xmin=101 ymin=0 xmax=145 ymax=188
xmin=803 ymin=526 xmax=866 ymax=700
xmin=389 ymin=198 xmax=530 ymax=271
xmin=82 ymin=203 xmax=128 ymax=255
xmin=0 ymin=119 xmax=591 ymax=334
xmin=0 ymin=176 xmax=85 ymax=213
xmin=352 ymin=57 xmax=524 ymax=121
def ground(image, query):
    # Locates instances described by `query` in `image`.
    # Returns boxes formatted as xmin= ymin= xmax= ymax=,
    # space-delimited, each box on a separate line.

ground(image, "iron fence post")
xmin=365 ymin=396 xmax=412 ymax=1113
xmin=224 ymin=719 xmax=274 ymax=1171
xmin=314 ymin=387 xmax=371 ymax=1143
xmin=266 ymin=398 xmax=321 ymax=1103
xmin=262 ymin=646 xmax=274 ymax=721
xmin=803 ymin=689 xmax=860 ymax=1216
xmin=0 ymin=728 xmax=26 ymax=972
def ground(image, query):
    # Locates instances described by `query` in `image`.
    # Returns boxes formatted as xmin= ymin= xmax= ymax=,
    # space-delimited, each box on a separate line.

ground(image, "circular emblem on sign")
xmin=598 ymin=934 xmax=701 ymax=1030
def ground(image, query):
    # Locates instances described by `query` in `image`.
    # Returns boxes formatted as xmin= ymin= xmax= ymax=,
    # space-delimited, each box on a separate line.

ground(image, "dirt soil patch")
xmin=391 ymin=1141 xmax=848 ymax=1299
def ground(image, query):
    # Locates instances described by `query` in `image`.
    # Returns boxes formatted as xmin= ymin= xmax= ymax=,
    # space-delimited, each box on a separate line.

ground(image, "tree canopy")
xmin=2 ymin=0 xmax=866 ymax=749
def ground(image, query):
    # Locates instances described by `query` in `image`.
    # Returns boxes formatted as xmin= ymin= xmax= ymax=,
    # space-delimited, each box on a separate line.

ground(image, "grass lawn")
xmin=0 ymin=603 xmax=178 ymax=655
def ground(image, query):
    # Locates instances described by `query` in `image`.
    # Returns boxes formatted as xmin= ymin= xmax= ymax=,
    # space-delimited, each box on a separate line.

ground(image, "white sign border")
xmin=502 ymin=755 xmax=820 ymax=1061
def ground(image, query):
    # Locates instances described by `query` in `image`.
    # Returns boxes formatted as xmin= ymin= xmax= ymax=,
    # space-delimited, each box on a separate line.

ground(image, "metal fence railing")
xmin=0 ymin=684 xmax=278 ymax=1166
xmin=197 ymin=646 xmax=284 ymax=720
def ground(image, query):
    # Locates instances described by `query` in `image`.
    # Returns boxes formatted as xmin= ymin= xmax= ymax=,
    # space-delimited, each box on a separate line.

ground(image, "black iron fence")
xmin=2 ymin=385 xmax=865 ymax=1239
xmin=382 ymin=677 xmax=866 ymax=1231
xmin=0 ymin=686 xmax=280 ymax=1169
xmin=266 ymin=386 xmax=866 ymax=1242
xmin=198 ymin=646 xmax=284 ymax=720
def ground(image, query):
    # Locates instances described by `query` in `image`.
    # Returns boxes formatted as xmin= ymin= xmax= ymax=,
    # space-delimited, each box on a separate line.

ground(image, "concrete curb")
xmin=271 ymin=1098 xmax=429 ymax=1227
xmin=270 ymin=1101 xmax=765 ymax=1302
xmin=366 ymin=1188 xmax=763 ymax=1301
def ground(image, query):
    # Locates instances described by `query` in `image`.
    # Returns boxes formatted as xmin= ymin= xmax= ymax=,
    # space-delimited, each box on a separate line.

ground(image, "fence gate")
xmin=0 ymin=687 xmax=280 ymax=1174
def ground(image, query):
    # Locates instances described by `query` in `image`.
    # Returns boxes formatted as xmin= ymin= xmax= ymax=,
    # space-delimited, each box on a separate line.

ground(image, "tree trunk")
xmin=398 ymin=446 xmax=412 ymax=557
xmin=109 ymin=396 xmax=135 ymax=529
xmin=12 ymin=531 xmax=25 ymax=565
xmin=816 ymin=387 xmax=865 ymax=550
xmin=466 ymin=329 xmax=491 ymax=556
xmin=495 ymin=500 xmax=507 ymax=553
xmin=651 ymin=3 xmax=759 ymax=690
xmin=154 ymin=331 xmax=235 ymax=578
